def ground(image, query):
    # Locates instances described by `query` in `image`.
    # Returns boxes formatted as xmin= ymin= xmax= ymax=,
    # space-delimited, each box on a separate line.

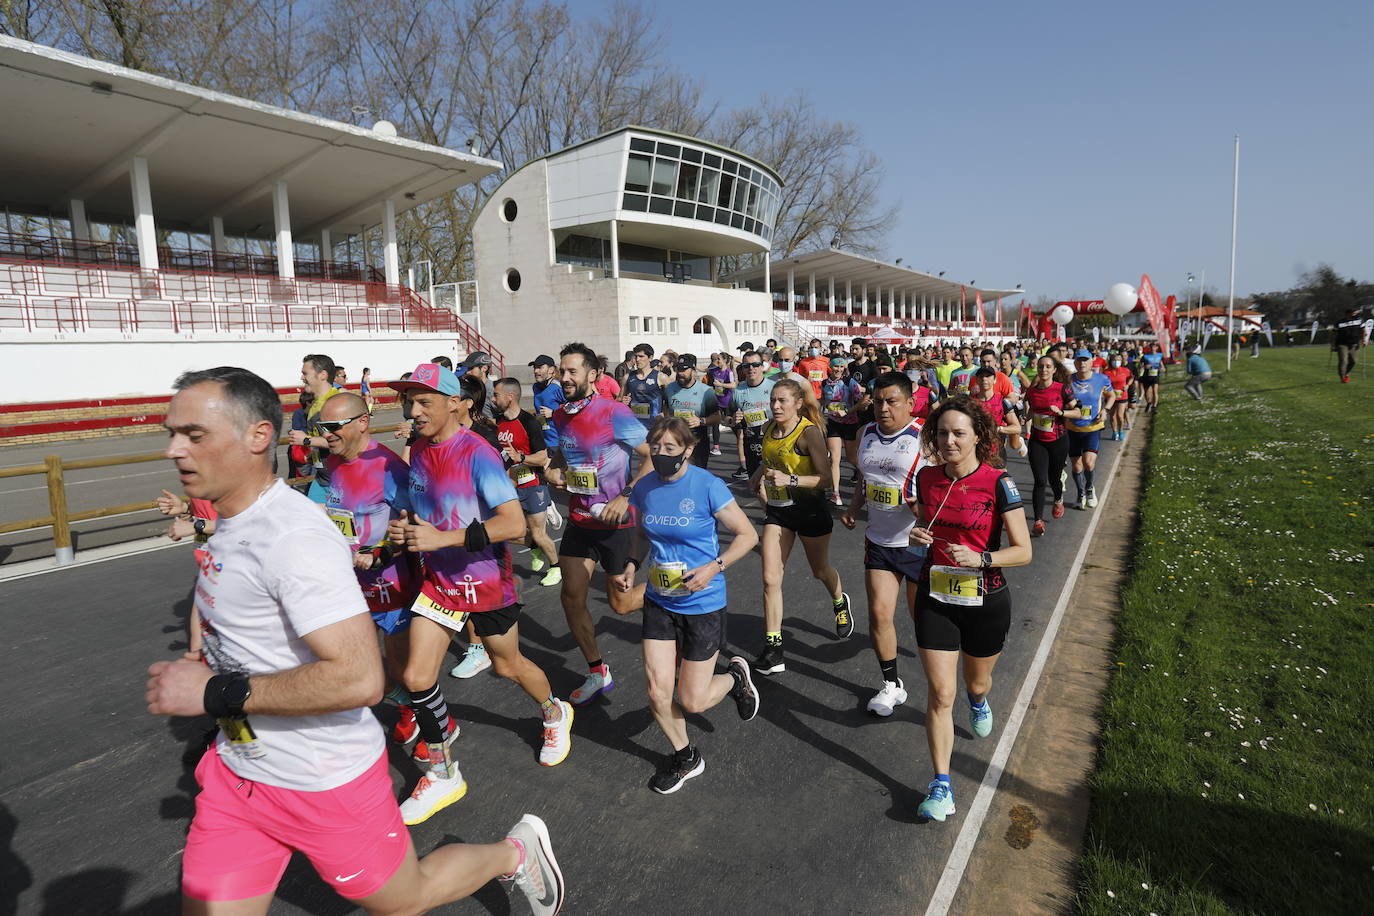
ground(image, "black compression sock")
xmin=411 ymin=682 xmax=451 ymax=744
xmin=1084 ymin=467 xmax=1095 ymax=490
xmin=879 ymin=657 xmax=899 ymax=685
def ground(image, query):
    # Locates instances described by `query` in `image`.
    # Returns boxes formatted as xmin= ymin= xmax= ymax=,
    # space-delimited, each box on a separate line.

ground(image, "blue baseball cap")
xmin=1074 ymin=349 xmax=1092 ymax=360
xmin=390 ymin=362 xmax=461 ymax=396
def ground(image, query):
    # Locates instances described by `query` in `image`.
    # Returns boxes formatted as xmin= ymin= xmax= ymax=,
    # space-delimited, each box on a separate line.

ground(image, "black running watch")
xmin=205 ymin=674 xmax=252 ymax=718
xmin=981 ymin=551 xmax=993 ymax=570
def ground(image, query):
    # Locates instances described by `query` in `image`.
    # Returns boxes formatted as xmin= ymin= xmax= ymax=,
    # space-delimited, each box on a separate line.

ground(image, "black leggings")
xmin=1028 ymin=436 xmax=1069 ymax=520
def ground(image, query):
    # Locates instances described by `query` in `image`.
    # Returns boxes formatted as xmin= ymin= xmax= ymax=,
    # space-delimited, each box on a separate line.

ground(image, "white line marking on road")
xmin=0 ymin=467 xmax=173 ymax=494
xmin=924 ymin=439 xmax=1129 ymax=916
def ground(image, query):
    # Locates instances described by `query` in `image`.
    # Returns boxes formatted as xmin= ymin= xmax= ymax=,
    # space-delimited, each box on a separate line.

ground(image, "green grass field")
xmin=1075 ymin=347 xmax=1374 ymax=915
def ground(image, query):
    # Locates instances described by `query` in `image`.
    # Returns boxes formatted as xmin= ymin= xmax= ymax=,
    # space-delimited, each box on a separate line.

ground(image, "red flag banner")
xmin=1138 ymin=274 xmax=1171 ymax=356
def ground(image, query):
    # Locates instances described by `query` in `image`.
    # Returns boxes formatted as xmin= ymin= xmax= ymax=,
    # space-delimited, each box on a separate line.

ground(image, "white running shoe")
xmin=1086 ymin=488 xmax=1098 ymax=508
xmin=503 ymin=814 xmax=565 ymax=916
xmin=569 ymin=667 xmax=614 ymax=706
xmin=538 ymin=700 xmax=573 ymax=766
xmin=545 ymin=502 xmax=563 ymax=531
xmin=450 ymin=643 xmax=492 ymax=678
xmin=400 ymin=767 xmax=468 ymax=826
xmin=1016 ymin=442 xmax=1028 ymax=458
xmin=867 ymin=679 xmax=908 ymax=717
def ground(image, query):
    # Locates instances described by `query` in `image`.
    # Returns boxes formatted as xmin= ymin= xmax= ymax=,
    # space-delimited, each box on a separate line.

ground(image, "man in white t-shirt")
xmin=145 ymin=366 xmax=565 ymax=915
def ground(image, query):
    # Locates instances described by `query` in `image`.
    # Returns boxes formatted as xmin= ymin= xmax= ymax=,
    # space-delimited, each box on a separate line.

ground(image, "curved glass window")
xmin=621 ymin=135 xmax=778 ymax=242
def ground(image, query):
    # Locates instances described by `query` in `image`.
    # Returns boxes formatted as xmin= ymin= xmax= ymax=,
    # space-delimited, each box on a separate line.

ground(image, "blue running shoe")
xmin=969 ymin=697 xmax=993 ymax=738
xmin=918 ymin=779 xmax=956 ymax=822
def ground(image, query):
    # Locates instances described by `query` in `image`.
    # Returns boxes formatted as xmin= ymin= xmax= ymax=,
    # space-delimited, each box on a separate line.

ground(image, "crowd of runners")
xmin=148 ymin=334 xmax=1171 ymax=913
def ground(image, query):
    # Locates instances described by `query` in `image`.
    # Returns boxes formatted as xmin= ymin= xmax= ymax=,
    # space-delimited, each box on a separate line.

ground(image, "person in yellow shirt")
xmin=287 ymin=353 xmax=340 ymax=503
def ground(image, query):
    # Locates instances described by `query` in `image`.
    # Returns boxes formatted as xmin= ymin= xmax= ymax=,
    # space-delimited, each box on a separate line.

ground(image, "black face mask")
xmin=652 ymin=451 xmax=688 ymax=478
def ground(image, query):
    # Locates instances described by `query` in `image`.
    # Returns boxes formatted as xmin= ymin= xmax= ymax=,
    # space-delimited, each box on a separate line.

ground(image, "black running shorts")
xmin=470 ymin=603 xmax=521 ymax=638
xmin=764 ymin=497 xmax=833 ymax=538
xmin=559 ymin=523 xmax=633 ymax=574
xmin=642 ymin=602 xmax=726 ymax=662
xmin=914 ymin=583 xmax=1012 ymax=657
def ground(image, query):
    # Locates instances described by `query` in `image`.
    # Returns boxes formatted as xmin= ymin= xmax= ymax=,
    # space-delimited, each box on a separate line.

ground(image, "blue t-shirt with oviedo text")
xmin=629 ymin=465 xmax=734 ymax=615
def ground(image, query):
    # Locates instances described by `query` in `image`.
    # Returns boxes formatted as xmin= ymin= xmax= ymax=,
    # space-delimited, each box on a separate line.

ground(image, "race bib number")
xmin=1147 ymin=367 xmax=1159 ymax=378
xmin=1112 ymin=389 xmax=1126 ymax=398
xmin=744 ymin=407 xmax=769 ymax=427
xmin=764 ymin=481 xmax=793 ymax=507
xmin=866 ymin=482 xmax=903 ymax=511
xmin=713 ymin=385 xmax=725 ymax=396
xmin=1032 ymin=413 xmax=1055 ymax=433
xmin=808 ymin=370 xmax=825 ymax=382
xmin=1078 ymin=406 xmax=1093 ymax=419
xmin=513 ymin=467 xmax=536 ymax=487
xmin=929 ymin=565 xmax=984 ymax=607
xmin=326 ymin=507 xmax=358 ymax=544
xmin=567 ymin=465 xmax=598 ymax=496
xmin=826 ymin=402 xmax=848 ymax=416
xmin=219 ymin=716 xmax=267 ymax=759
xmin=648 ymin=561 xmax=690 ymax=597
xmin=674 ymin=409 xmax=696 ymax=420
xmin=631 ymin=402 xmax=651 ymax=417
xmin=411 ymin=591 xmax=470 ymax=630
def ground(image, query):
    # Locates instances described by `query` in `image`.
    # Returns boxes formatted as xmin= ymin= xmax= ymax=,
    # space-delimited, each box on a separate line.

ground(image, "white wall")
xmin=546 ymin=134 xmax=625 ymax=228
xmin=2 ymin=333 xmax=461 ymax=401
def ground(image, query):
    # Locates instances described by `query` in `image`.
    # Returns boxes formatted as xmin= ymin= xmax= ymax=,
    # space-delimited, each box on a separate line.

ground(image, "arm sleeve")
xmin=267 ymin=528 xmax=371 ymax=638
xmin=995 ymin=472 xmax=1024 ymax=512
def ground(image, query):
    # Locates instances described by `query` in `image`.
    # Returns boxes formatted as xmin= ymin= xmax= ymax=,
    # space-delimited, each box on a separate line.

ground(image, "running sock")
xmin=383 ymin=685 xmax=412 ymax=706
xmin=588 ymin=659 xmax=608 ymax=675
xmin=541 ymin=696 xmax=562 ymax=721
xmin=675 ymin=745 xmax=698 ymax=762
xmin=879 ymin=657 xmax=899 ymax=685
xmin=967 ymin=692 xmax=988 ymax=710
xmin=765 ymin=631 xmax=783 ymax=648
xmin=833 ymin=594 xmax=846 ymax=608
xmin=1073 ymin=469 xmax=1086 ymax=498
xmin=935 ymin=773 xmax=951 ymax=785
xmin=411 ymin=682 xmax=452 ymax=744
xmin=1084 ymin=467 xmax=1095 ymax=491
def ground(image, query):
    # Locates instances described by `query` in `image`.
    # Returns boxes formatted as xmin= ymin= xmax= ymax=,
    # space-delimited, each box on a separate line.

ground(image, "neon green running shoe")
xmin=530 ymin=547 xmax=546 ymax=572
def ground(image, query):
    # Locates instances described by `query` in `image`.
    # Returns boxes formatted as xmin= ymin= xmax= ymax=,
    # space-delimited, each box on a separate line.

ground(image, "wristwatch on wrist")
xmin=981 ymin=551 xmax=993 ymax=569
xmin=619 ymin=485 xmax=635 ymax=499
xmin=789 ymin=474 xmax=799 ymax=487
xmin=193 ymin=518 xmax=207 ymax=536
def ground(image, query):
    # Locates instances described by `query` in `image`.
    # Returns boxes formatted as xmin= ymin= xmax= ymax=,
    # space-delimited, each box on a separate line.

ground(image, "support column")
xmin=922 ymin=293 xmax=928 ymax=321
xmin=610 ymin=220 xmax=620 ymax=278
xmin=130 ymin=156 xmax=159 ymax=271
xmin=319 ymin=229 xmax=332 ymax=263
xmin=762 ymin=252 xmax=770 ymax=293
xmin=272 ymin=180 xmax=295 ymax=279
xmin=808 ymin=272 xmax=817 ymax=313
xmin=381 ymin=197 xmax=398 ymax=285
xmin=828 ymin=275 xmax=835 ymax=314
xmin=210 ymin=216 xmax=227 ymax=253
xmin=845 ymin=279 xmax=853 ymax=316
xmin=787 ymin=268 xmax=795 ymax=320
xmin=861 ymin=283 xmax=868 ymax=319
xmin=69 ymin=199 xmax=89 ymax=242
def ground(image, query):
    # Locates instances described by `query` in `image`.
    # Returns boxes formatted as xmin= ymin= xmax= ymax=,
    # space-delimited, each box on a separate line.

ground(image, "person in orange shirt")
xmin=797 ymin=339 xmax=831 ymax=399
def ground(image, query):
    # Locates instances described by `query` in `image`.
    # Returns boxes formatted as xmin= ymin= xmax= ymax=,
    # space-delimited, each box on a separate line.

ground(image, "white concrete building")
xmin=473 ymin=127 xmax=780 ymax=367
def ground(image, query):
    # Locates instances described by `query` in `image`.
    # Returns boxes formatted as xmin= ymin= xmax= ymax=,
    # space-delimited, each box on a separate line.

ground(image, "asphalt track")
xmin=0 ymin=430 xmax=1128 ymax=915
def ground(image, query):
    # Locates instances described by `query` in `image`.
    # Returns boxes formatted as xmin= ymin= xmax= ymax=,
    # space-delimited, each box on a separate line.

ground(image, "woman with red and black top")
xmin=909 ymin=398 xmax=1032 ymax=822
xmin=1022 ymin=355 xmax=1078 ymax=536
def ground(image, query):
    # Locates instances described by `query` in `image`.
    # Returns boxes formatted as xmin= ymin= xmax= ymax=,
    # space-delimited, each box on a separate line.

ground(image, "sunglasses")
xmin=317 ymin=414 xmax=367 ymax=433
xmin=744 ymin=362 xmax=764 ymax=369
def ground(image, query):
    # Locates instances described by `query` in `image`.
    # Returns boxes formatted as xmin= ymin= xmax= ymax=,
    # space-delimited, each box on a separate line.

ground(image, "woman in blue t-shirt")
xmin=612 ymin=417 xmax=761 ymax=795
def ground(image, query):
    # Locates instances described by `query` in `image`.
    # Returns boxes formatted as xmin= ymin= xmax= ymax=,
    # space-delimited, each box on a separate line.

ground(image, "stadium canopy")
xmin=0 ymin=36 xmax=502 ymax=265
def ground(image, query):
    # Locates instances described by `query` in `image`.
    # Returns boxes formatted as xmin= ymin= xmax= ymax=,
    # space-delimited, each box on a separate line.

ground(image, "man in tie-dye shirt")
xmin=547 ymin=342 xmax=652 ymax=709
xmin=388 ymin=363 xmax=574 ymax=827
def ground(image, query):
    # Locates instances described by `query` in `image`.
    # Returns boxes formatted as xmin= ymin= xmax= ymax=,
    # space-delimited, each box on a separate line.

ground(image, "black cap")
xmin=737 ymin=341 xmax=755 ymax=352
xmin=528 ymin=354 xmax=555 ymax=368
xmin=674 ymin=353 xmax=698 ymax=370
xmin=460 ymin=351 xmax=493 ymax=369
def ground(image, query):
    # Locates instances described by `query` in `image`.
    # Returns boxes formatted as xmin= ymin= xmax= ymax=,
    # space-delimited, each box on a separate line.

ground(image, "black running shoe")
xmin=731 ymin=467 xmax=750 ymax=480
xmin=650 ymin=747 xmax=705 ymax=794
xmin=753 ymin=645 xmax=785 ymax=675
xmin=833 ymin=592 xmax=854 ymax=639
xmin=726 ymin=656 xmax=760 ymax=721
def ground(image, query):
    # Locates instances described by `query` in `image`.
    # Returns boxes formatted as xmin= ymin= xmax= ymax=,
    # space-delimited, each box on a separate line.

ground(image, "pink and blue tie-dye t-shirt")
xmin=407 ymin=428 xmax=519 ymax=612
xmin=323 ymin=439 xmax=416 ymax=613
xmin=553 ymin=395 xmax=647 ymax=530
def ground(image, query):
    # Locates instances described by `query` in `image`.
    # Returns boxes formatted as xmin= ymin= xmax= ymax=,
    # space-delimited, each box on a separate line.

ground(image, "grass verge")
xmin=1075 ymin=346 xmax=1374 ymax=915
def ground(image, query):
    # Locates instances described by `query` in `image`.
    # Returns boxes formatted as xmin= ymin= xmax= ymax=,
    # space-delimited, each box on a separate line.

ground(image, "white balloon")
xmin=1105 ymin=282 xmax=1137 ymax=315
xmin=1051 ymin=304 xmax=1074 ymax=326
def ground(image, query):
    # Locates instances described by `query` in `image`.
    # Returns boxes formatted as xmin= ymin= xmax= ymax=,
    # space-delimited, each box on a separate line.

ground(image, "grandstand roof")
xmin=724 ymin=249 xmax=1022 ymax=302
xmin=0 ymin=37 xmax=502 ymax=237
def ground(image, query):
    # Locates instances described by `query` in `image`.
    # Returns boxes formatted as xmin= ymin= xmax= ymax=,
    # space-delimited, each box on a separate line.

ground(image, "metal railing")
xmin=1 ymin=427 xmax=399 ymax=565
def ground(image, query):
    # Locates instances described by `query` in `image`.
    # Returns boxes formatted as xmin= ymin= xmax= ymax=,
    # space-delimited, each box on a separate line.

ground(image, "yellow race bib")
xmin=567 ymin=465 xmax=599 ymax=496
xmin=648 ymin=561 xmax=690 ymax=597
xmin=764 ymin=481 xmax=793 ymax=507
xmin=826 ymin=402 xmax=848 ymax=416
xmin=866 ymin=482 xmax=903 ymax=511
xmin=743 ymin=407 xmax=769 ymax=427
xmin=1032 ymin=413 xmax=1055 ymax=433
xmin=219 ymin=716 xmax=267 ymax=759
xmin=631 ymin=402 xmax=651 ymax=417
xmin=410 ymin=591 xmax=471 ymax=629
xmin=326 ymin=507 xmax=358 ymax=545
xmin=929 ymin=565 xmax=984 ymax=607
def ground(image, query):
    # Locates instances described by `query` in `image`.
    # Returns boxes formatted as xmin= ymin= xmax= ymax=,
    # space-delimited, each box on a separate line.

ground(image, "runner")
xmin=1024 ymin=356 xmax=1077 ymax=537
xmin=728 ymin=351 xmax=777 ymax=481
xmin=359 ymin=367 xmax=375 ymax=411
xmin=909 ymin=398 xmax=1032 ymax=822
xmin=528 ymin=354 xmax=567 ymax=456
xmin=1103 ymin=353 xmax=1134 ymax=440
xmin=750 ymin=378 xmax=851 ymax=674
xmin=1064 ymin=353 xmax=1115 ymax=510
xmin=149 ymin=366 xmax=564 ymax=915
xmin=493 ymin=378 xmax=562 ymax=588
xmin=288 ymin=353 xmax=340 ymax=504
xmin=821 ymin=356 xmax=865 ymax=506
xmin=947 ymin=347 xmax=977 ymax=397
xmin=317 ymin=392 xmax=421 ymax=748
xmin=621 ymin=343 xmax=669 ymax=427
xmin=387 ymin=362 xmax=575 ymax=825
xmin=611 ymin=417 xmax=761 ymax=794
xmin=547 ymin=342 xmax=653 ymax=706
xmin=458 ymin=351 xmax=499 ymax=420
xmin=797 ymin=339 xmax=831 ymax=399
xmin=1333 ymin=308 xmax=1366 ymax=383
xmin=1139 ymin=343 xmax=1165 ymax=412
xmin=706 ymin=352 xmax=737 ymax=457
xmin=663 ymin=353 xmax=722 ymax=467
xmin=840 ymin=371 xmax=929 ymax=716
xmin=970 ymin=368 xmax=1024 ymax=458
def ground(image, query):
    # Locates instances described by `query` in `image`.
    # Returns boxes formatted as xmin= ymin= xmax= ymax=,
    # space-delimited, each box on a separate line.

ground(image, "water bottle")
xmin=589 ymin=503 xmax=607 ymax=520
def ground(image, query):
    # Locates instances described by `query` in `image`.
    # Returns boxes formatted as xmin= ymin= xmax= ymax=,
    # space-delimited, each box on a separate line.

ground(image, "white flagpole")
xmin=1226 ymin=135 xmax=1239 ymax=370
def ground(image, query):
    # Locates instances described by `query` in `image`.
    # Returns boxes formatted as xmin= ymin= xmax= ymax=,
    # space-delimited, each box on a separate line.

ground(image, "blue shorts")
xmin=1066 ymin=429 xmax=1101 ymax=457
xmin=517 ymin=484 xmax=552 ymax=514
xmin=863 ymin=539 xmax=926 ymax=582
xmin=369 ymin=606 xmax=412 ymax=635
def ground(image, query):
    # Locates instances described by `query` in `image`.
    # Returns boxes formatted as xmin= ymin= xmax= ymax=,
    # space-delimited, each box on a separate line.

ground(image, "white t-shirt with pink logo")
xmin=194 ymin=479 xmax=384 ymax=791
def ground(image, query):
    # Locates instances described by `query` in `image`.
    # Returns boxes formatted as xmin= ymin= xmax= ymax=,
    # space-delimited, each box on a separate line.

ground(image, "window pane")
xmin=674 ymin=200 xmax=694 ymax=218
xmin=622 ymin=192 xmax=648 ymax=211
xmin=629 ymin=316 xmax=638 ymax=331
xmin=625 ymin=155 xmax=651 ymax=192
xmin=704 ymin=152 xmax=722 ymax=168
xmin=656 ymin=142 xmax=681 ymax=158
xmin=731 ymin=213 xmax=744 ymax=229
xmin=732 ymin=180 xmax=747 ymax=211
xmin=670 ymin=318 xmax=679 ymax=332
xmin=739 ymin=166 xmax=752 ymax=182
xmin=697 ymin=169 xmax=719 ymax=204
xmin=651 ymin=158 xmax=677 ymax=196
xmin=713 ymin=209 xmax=730 ymax=225
xmin=722 ymin=159 xmax=738 ymax=174
xmin=695 ymin=204 xmax=714 ymax=221
xmin=682 ymin=147 xmax=702 ymax=163
xmin=746 ymin=184 xmax=759 ymax=218
xmin=717 ymin=174 xmax=734 ymax=209
xmin=648 ymin=197 xmax=672 ymax=215
xmin=676 ymin=163 xmax=699 ymax=201
xmin=630 ymin=137 xmax=655 ymax=152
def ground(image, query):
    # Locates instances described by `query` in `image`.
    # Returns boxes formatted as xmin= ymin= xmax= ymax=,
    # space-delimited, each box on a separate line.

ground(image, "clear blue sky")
xmin=592 ymin=0 xmax=1372 ymax=303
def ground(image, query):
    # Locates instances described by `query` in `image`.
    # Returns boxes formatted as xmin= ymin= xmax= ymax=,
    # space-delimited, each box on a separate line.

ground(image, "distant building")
xmin=472 ymin=127 xmax=779 ymax=365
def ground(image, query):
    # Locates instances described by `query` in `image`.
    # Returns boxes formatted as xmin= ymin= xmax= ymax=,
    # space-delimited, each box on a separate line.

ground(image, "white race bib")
xmin=326 ymin=507 xmax=358 ymax=545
